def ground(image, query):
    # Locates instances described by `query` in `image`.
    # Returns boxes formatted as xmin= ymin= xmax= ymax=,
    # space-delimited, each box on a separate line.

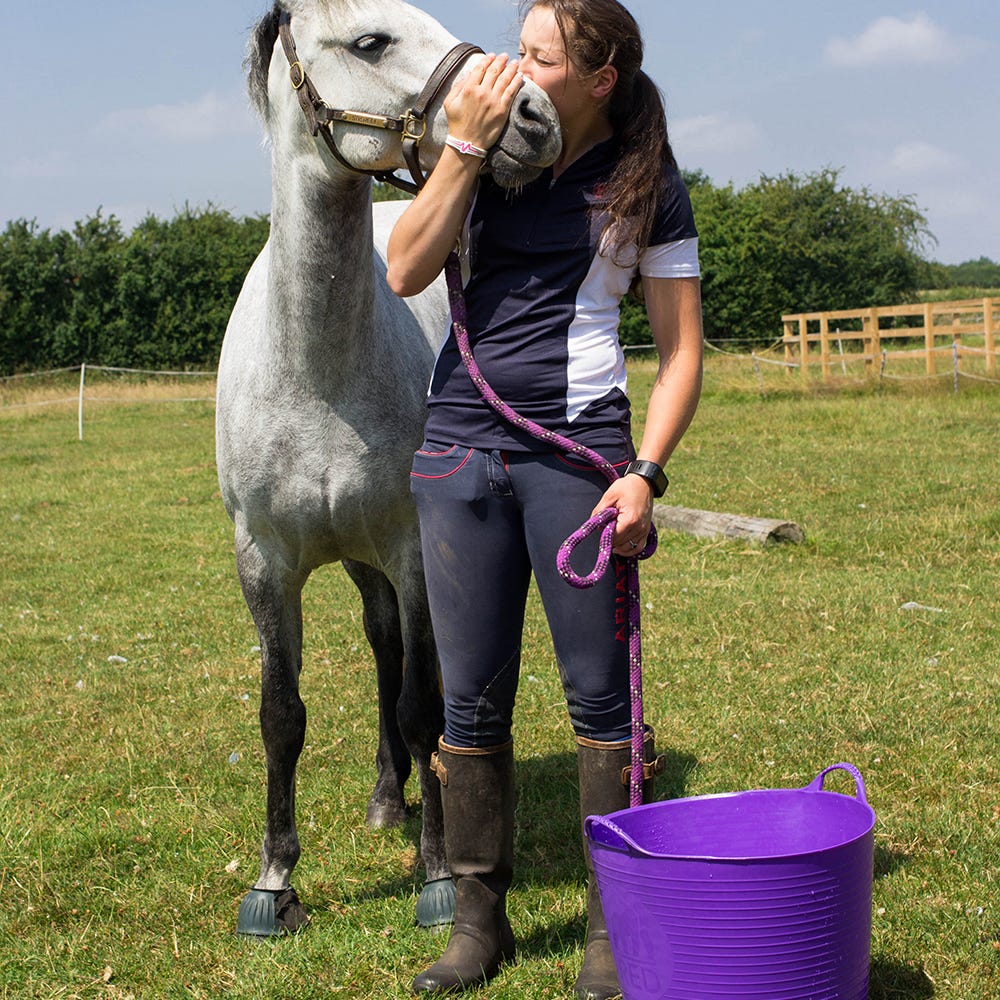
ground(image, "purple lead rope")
xmin=444 ymin=252 xmax=654 ymax=807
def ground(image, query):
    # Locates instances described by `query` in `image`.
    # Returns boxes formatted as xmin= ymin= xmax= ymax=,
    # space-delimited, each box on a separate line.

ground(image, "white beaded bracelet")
xmin=445 ymin=135 xmax=488 ymax=159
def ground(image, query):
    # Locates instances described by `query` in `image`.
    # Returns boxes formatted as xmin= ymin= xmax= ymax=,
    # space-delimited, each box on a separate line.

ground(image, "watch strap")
xmin=625 ymin=460 xmax=668 ymax=498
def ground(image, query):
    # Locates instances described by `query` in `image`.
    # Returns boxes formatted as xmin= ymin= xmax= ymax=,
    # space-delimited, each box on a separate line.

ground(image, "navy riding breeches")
xmin=410 ymin=441 xmax=635 ymax=748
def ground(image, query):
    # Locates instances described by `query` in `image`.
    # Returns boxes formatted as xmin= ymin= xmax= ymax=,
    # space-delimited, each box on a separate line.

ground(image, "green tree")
xmin=373 ymin=181 xmax=414 ymax=203
xmin=55 ymin=210 xmax=128 ymax=366
xmin=0 ymin=206 xmax=270 ymax=375
xmin=118 ymin=206 xmax=269 ymax=368
xmin=689 ymin=168 xmax=931 ymax=344
xmin=942 ymin=256 xmax=1000 ymax=289
xmin=0 ymin=220 xmax=73 ymax=372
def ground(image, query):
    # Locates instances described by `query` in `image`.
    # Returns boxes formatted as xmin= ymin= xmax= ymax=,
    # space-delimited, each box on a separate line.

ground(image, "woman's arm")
xmin=593 ymin=275 xmax=704 ymax=555
xmin=386 ymin=54 xmax=523 ymax=297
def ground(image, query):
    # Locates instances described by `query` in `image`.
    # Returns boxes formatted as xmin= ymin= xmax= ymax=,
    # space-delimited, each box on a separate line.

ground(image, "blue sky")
xmin=3 ymin=1 xmax=997 ymax=264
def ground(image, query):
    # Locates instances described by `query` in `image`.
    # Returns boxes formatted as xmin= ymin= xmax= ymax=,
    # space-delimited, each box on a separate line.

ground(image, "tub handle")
xmin=806 ymin=762 xmax=868 ymax=804
xmin=584 ymin=814 xmax=646 ymax=855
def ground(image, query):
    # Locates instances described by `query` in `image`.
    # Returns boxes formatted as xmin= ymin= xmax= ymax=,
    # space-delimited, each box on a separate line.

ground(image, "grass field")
xmin=1 ymin=360 xmax=997 ymax=998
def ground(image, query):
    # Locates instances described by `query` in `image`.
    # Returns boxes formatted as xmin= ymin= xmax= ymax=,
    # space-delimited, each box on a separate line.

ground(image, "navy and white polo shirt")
xmin=423 ymin=136 xmax=699 ymax=452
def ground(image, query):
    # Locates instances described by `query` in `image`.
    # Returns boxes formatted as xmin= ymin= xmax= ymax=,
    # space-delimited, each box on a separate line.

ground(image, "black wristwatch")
xmin=625 ymin=460 xmax=668 ymax=498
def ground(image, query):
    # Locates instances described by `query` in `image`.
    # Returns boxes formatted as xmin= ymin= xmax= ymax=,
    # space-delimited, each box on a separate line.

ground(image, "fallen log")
xmin=652 ymin=504 xmax=805 ymax=546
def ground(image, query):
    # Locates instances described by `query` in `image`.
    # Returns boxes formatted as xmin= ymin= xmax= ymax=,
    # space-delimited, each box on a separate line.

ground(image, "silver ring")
xmin=628 ymin=539 xmax=639 ymax=550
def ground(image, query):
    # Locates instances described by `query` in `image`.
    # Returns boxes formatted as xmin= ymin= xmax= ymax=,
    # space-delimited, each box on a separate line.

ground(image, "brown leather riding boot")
xmin=411 ymin=739 xmax=516 ymax=995
xmin=574 ymin=728 xmax=663 ymax=1000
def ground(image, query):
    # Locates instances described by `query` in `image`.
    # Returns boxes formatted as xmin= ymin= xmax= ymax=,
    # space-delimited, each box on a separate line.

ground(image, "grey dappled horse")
xmin=216 ymin=0 xmax=561 ymax=934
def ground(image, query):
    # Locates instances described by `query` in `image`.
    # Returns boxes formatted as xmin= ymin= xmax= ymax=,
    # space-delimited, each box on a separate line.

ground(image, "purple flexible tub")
xmin=585 ymin=763 xmax=875 ymax=1000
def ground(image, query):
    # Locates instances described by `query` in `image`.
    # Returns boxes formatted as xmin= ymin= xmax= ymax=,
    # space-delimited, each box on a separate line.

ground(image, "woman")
xmin=387 ymin=1 xmax=703 ymax=995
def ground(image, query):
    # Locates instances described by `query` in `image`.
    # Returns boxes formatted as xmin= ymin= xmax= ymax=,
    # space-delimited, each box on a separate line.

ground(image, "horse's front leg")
xmin=233 ymin=519 xmax=310 ymax=936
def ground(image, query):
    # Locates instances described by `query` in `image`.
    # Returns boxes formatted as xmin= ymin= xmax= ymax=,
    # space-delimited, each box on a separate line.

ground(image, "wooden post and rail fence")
xmin=782 ymin=297 xmax=998 ymax=381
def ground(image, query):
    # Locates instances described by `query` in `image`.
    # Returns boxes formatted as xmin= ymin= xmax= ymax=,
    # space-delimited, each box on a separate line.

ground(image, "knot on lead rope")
xmin=557 ymin=507 xmax=657 ymax=589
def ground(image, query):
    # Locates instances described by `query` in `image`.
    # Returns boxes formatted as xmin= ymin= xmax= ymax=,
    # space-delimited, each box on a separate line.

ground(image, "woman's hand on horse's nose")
xmin=445 ymin=53 xmax=523 ymax=150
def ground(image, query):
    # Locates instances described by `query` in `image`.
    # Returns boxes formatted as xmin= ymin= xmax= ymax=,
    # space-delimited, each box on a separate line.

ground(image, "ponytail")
xmin=602 ymin=69 xmax=676 ymax=266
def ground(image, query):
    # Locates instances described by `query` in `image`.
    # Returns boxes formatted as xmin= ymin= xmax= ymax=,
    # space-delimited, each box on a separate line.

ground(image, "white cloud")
xmin=671 ymin=113 xmax=762 ymax=157
xmin=825 ymin=14 xmax=960 ymax=68
xmin=97 ymin=91 xmax=256 ymax=143
xmin=887 ymin=141 xmax=963 ymax=176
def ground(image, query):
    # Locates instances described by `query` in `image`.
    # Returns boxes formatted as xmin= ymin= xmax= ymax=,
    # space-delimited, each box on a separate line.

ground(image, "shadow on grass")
xmin=301 ymin=748 xmax=938 ymax=998
xmin=869 ymin=957 xmax=935 ymax=998
xmin=875 ymin=843 xmax=909 ymax=880
xmin=514 ymin=745 xmax=698 ymax=963
xmin=326 ymin=744 xmax=697 ymax=919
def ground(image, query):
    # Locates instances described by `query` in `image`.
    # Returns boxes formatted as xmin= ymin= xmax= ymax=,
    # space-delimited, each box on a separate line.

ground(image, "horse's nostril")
xmin=515 ymin=92 xmax=544 ymax=128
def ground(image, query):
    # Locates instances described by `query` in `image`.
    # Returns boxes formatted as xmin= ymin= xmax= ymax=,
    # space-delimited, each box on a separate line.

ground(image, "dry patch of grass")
xmin=1 ymin=370 xmax=216 ymax=419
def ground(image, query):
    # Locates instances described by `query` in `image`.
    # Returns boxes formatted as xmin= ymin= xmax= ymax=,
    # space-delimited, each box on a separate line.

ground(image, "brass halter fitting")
xmin=402 ymin=112 xmax=428 ymax=144
xmin=277 ymin=10 xmax=482 ymax=195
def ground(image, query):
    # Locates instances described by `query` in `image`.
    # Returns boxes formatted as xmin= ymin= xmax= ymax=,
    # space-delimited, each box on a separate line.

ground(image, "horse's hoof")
xmin=366 ymin=798 xmax=408 ymax=829
xmin=415 ymin=877 xmax=455 ymax=929
xmin=236 ymin=886 xmax=310 ymax=937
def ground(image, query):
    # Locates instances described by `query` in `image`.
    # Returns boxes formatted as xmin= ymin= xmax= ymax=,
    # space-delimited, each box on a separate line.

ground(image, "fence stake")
xmin=78 ymin=364 xmax=86 ymax=441
xmin=751 ymin=353 xmax=766 ymax=399
xmin=985 ymin=297 xmax=996 ymax=375
xmin=867 ymin=307 xmax=880 ymax=372
xmin=921 ymin=302 xmax=934 ymax=375
xmin=820 ymin=314 xmax=831 ymax=382
xmin=953 ymin=341 xmax=959 ymax=394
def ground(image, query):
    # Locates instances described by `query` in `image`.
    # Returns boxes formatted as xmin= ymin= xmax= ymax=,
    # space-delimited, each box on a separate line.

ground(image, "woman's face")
xmin=517 ymin=6 xmax=594 ymax=128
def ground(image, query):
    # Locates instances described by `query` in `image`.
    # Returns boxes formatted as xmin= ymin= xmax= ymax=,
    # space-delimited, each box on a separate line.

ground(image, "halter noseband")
xmin=277 ymin=11 xmax=483 ymax=195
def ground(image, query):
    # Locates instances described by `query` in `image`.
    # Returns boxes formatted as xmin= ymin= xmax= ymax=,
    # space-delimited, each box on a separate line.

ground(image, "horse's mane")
xmin=246 ymin=3 xmax=284 ymax=124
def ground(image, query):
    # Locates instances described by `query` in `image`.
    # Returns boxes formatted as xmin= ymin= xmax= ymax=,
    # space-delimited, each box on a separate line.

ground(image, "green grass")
xmin=1 ymin=363 xmax=997 ymax=998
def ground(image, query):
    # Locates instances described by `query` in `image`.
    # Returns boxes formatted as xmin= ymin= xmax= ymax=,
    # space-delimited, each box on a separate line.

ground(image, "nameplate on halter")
xmin=339 ymin=110 xmax=393 ymax=129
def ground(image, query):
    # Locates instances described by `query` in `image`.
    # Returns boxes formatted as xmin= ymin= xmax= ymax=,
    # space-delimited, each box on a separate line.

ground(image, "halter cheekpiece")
xmin=277 ymin=11 xmax=482 ymax=194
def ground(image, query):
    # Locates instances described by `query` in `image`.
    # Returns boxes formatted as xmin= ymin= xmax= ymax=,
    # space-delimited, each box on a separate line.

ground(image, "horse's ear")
xmin=246 ymin=3 xmax=284 ymax=122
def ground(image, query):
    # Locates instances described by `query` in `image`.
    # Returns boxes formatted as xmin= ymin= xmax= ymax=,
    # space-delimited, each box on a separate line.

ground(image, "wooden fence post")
xmin=777 ymin=297 xmax=997 ymax=381
xmin=864 ymin=307 xmax=880 ymax=372
xmin=783 ymin=317 xmax=795 ymax=375
xmin=985 ymin=297 xmax=996 ymax=375
xmin=820 ymin=313 xmax=831 ymax=382
xmin=924 ymin=302 xmax=935 ymax=375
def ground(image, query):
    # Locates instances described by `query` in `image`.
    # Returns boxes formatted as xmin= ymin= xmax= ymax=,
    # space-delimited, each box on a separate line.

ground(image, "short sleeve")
xmin=637 ymin=166 xmax=699 ymax=278
xmin=639 ymin=236 xmax=700 ymax=278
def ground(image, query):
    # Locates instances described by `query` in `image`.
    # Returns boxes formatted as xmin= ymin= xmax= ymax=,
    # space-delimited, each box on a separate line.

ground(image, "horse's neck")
xmin=265 ymin=162 xmax=377 ymax=378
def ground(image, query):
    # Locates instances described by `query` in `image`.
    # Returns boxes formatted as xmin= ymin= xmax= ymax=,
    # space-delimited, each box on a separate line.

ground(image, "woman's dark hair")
xmin=521 ymin=0 xmax=677 ymax=264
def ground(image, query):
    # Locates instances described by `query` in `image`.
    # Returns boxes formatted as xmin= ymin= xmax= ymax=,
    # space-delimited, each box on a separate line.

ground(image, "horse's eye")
xmin=353 ymin=34 xmax=390 ymax=56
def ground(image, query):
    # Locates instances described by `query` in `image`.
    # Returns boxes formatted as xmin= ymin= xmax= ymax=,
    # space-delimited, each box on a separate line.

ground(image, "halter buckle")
xmin=402 ymin=112 xmax=427 ymax=143
xmin=289 ymin=61 xmax=306 ymax=91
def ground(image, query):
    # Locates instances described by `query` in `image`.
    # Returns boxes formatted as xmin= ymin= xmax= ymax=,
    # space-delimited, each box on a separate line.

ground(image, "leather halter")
xmin=277 ymin=11 xmax=483 ymax=194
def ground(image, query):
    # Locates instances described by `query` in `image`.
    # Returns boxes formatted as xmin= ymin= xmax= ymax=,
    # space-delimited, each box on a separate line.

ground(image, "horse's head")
xmin=248 ymin=0 xmax=562 ymax=191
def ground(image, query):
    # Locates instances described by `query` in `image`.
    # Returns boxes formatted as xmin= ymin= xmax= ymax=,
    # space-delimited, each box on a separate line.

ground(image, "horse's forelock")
xmin=246 ymin=3 xmax=284 ymax=123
